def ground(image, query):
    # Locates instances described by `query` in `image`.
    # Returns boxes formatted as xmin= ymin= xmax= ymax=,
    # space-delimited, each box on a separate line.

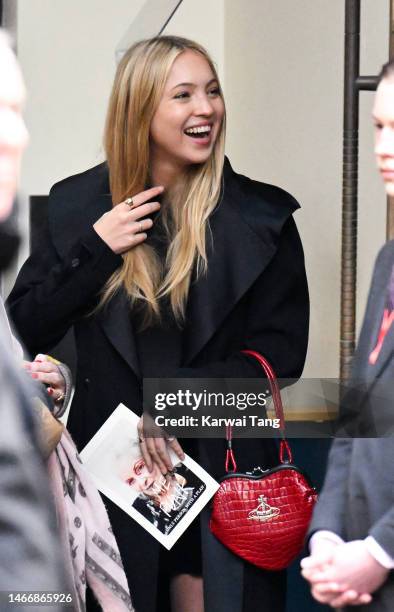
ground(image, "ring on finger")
xmin=139 ymin=222 xmax=143 ymax=232
xmin=125 ymin=197 xmax=134 ymax=207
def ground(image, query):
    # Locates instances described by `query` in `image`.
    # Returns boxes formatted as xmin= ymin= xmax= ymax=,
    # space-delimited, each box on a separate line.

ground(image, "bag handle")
xmin=224 ymin=350 xmax=293 ymax=472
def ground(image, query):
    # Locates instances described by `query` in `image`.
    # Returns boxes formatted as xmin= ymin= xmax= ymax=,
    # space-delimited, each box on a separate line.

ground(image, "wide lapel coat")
xmin=50 ymin=158 xmax=300 ymax=383
xmin=183 ymin=158 xmax=299 ymax=365
xmin=68 ymin=159 xmax=300 ymax=612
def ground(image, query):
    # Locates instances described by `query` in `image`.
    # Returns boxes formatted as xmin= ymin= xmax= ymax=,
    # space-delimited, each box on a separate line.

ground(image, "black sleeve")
xmin=7 ymin=215 xmax=122 ymax=356
xmin=175 ymin=216 xmax=309 ymax=380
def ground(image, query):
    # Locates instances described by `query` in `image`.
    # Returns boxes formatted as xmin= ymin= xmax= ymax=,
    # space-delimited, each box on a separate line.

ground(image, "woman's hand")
xmin=24 ymin=354 xmax=66 ymax=404
xmin=137 ymin=413 xmax=185 ymax=475
xmin=93 ymin=185 xmax=163 ymax=254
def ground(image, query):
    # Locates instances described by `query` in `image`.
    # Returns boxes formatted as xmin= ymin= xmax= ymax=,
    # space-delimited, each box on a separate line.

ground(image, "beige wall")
xmin=5 ymin=0 xmax=392 ymax=377
xmin=225 ymin=0 xmax=389 ymax=376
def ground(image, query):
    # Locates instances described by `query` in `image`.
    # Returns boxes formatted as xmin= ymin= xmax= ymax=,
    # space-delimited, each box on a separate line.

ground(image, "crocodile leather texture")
xmin=210 ymin=350 xmax=317 ymax=570
xmin=210 ymin=465 xmax=317 ymax=570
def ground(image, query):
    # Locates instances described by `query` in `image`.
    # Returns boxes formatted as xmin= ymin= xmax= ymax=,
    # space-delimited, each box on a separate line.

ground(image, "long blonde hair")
xmin=102 ymin=36 xmax=226 ymax=325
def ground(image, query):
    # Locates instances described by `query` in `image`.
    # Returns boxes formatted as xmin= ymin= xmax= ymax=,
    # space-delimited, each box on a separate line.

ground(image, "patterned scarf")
xmin=47 ymin=430 xmax=134 ymax=612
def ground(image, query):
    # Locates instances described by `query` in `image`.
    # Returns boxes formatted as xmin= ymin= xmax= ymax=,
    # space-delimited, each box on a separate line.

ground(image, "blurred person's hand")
xmin=301 ymin=536 xmax=339 ymax=575
xmin=308 ymin=582 xmax=372 ymax=608
xmin=301 ymin=537 xmax=349 ymax=606
xmin=93 ymin=185 xmax=163 ymax=254
xmin=302 ymin=539 xmax=388 ymax=607
xmin=24 ymin=354 xmax=66 ymax=404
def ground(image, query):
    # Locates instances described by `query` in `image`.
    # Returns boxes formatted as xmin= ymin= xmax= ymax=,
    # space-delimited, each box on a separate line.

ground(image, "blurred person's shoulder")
xmin=364 ymin=239 xmax=394 ymax=302
xmin=370 ymin=239 xmax=394 ymax=286
xmin=375 ymin=238 xmax=394 ymax=267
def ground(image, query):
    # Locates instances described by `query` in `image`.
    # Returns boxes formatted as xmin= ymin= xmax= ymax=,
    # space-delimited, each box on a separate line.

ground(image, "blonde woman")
xmin=8 ymin=36 xmax=309 ymax=612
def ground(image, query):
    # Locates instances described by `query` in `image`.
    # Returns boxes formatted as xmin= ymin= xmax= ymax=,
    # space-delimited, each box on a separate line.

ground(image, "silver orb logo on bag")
xmin=248 ymin=496 xmax=280 ymax=522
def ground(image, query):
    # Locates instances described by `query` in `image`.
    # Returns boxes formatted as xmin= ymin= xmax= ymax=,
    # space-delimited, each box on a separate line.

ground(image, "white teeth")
xmin=185 ymin=125 xmax=212 ymax=135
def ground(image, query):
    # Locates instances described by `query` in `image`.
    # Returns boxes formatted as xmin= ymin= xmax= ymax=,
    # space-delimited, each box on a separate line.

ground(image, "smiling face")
xmin=373 ymin=77 xmax=394 ymax=196
xmin=0 ymin=38 xmax=28 ymax=221
xmin=149 ymin=49 xmax=225 ymax=177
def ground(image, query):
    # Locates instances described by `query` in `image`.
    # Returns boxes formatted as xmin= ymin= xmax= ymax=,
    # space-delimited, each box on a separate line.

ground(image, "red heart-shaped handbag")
xmin=210 ymin=350 xmax=317 ymax=570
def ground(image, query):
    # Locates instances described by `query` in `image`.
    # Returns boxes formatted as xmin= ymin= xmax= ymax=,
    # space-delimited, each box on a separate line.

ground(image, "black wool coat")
xmin=7 ymin=158 xmax=309 ymax=612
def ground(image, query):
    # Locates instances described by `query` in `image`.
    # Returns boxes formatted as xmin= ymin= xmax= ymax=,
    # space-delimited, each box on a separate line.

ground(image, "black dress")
xmin=133 ymin=223 xmax=202 ymax=610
